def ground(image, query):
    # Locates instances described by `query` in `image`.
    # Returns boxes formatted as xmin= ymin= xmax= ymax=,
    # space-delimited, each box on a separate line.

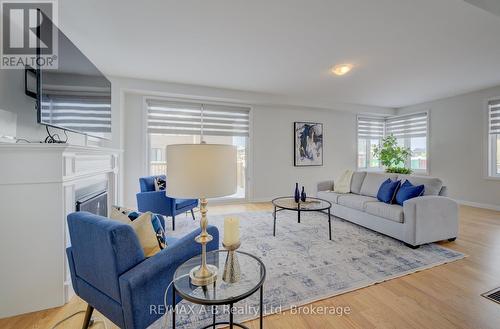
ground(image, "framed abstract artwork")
xmin=294 ymin=122 xmax=323 ymax=166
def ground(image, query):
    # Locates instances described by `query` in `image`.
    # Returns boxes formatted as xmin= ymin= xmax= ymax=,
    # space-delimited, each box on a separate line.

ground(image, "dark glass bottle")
xmin=294 ymin=183 xmax=300 ymax=203
xmin=301 ymin=186 xmax=306 ymax=202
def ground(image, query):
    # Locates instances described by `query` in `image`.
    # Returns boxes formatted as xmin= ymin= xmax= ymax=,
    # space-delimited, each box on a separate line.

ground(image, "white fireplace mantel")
xmin=0 ymin=143 xmax=121 ymax=318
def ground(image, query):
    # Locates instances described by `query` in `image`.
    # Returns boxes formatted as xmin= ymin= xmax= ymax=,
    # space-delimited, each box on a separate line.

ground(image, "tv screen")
xmin=37 ymin=18 xmax=111 ymax=139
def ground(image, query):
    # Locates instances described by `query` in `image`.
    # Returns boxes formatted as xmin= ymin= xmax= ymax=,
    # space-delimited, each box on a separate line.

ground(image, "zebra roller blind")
xmin=386 ymin=112 xmax=428 ymax=138
xmin=357 ymin=116 xmax=385 ymax=139
xmin=40 ymin=94 xmax=112 ymax=133
xmin=147 ymin=100 xmax=250 ymax=137
xmin=489 ymin=100 xmax=500 ymax=135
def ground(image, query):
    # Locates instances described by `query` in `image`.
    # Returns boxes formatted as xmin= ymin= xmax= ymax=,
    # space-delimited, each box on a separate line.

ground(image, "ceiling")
xmin=59 ymin=0 xmax=500 ymax=108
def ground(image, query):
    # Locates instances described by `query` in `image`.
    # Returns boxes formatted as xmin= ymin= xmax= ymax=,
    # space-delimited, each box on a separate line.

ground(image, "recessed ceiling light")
xmin=331 ymin=64 xmax=353 ymax=76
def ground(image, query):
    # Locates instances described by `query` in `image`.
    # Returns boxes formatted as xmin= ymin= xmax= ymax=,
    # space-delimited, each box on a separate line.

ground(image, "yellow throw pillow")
xmin=334 ymin=170 xmax=354 ymax=194
xmin=110 ymin=206 xmax=162 ymax=257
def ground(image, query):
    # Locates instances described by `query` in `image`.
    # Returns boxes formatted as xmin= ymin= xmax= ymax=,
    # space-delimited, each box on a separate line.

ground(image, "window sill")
xmin=357 ymin=167 xmax=384 ymax=172
xmin=484 ymin=175 xmax=500 ymax=181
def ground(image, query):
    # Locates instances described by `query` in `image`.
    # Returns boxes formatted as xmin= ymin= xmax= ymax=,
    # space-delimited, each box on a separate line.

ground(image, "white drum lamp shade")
xmin=166 ymin=144 xmax=237 ymax=199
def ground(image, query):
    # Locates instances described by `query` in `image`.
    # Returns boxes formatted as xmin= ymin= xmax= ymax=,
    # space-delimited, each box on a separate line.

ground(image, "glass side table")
xmin=173 ymin=250 xmax=266 ymax=329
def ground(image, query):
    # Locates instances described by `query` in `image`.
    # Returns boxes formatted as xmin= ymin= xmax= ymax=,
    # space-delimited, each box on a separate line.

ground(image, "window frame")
xmin=142 ymin=96 xmax=253 ymax=202
xmin=397 ymin=135 xmax=429 ymax=175
xmin=356 ymin=116 xmax=384 ymax=171
xmin=356 ymin=136 xmax=383 ymax=171
xmin=487 ymin=98 xmax=500 ymax=179
xmin=356 ymin=111 xmax=430 ymax=175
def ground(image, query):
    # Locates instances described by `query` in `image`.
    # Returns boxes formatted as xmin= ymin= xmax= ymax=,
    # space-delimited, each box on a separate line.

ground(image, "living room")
xmin=1 ymin=1 xmax=500 ymax=328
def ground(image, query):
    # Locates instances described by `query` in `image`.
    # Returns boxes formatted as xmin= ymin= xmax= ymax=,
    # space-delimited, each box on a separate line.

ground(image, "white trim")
xmin=485 ymin=96 xmax=500 ymax=179
xmin=457 ymin=200 xmax=500 ymax=212
xmin=249 ymin=197 xmax=273 ymax=203
xmin=142 ymin=97 xmax=150 ymax=177
xmin=425 ymin=109 xmax=431 ymax=174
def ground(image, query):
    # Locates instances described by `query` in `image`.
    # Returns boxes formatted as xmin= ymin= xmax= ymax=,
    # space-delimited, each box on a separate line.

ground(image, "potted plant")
xmin=373 ymin=135 xmax=412 ymax=174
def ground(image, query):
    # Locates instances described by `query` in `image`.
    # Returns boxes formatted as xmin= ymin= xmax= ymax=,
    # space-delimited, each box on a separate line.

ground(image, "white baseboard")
xmin=249 ymin=197 xmax=273 ymax=203
xmin=457 ymin=200 xmax=500 ymax=211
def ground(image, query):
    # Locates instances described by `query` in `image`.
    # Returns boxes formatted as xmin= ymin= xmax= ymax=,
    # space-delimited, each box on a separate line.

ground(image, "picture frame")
xmin=294 ymin=122 xmax=323 ymax=166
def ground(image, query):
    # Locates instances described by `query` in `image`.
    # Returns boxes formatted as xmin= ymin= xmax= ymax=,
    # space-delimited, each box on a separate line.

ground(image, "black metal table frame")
xmin=172 ymin=250 xmax=266 ymax=329
xmin=272 ymin=196 xmax=332 ymax=240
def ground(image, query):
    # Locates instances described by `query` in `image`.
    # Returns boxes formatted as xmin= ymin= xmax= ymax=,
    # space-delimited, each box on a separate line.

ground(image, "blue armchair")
xmin=137 ymin=175 xmax=198 ymax=231
xmin=66 ymin=211 xmax=219 ymax=329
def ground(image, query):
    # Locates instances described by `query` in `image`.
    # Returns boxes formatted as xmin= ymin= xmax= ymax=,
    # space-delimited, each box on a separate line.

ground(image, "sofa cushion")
xmin=337 ymin=194 xmax=378 ymax=211
xmin=377 ymin=178 xmax=401 ymax=204
xmin=350 ymin=171 xmax=367 ymax=194
xmin=398 ymin=174 xmax=443 ymax=196
xmin=395 ymin=180 xmax=425 ymax=206
xmin=359 ymin=173 xmax=398 ymax=197
xmin=333 ymin=170 xmax=353 ymax=194
xmin=365 ymin=202 xmax=404 ymax=223
xmin=317 ymin=190 xmax=343 ymax=204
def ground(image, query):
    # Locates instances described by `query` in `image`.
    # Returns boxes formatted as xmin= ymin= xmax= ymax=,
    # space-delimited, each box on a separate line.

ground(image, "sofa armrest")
xmin=403 ymin=196 xmax=458 ymax=246
xmin=136 ymin=190 xmax=174 ymax=216
xmin=317 ymin=180 xmax=335 ymax=192
xmin=119 ymin=226 xmax=219 ymax=329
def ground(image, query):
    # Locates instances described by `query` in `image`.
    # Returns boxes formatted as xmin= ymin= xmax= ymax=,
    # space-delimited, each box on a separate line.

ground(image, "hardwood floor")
xmin=1 ymin=204 xmax=499 ymax=329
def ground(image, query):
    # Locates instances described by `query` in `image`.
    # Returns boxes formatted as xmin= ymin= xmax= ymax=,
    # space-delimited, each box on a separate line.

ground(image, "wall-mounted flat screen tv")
xmin=28 ymin=14 xmax=112 ymax=140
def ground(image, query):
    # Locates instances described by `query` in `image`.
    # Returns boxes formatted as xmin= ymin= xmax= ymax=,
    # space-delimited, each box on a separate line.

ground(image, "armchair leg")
xmin=191 ymin=209 xmax=195 ymax=221
xmin=172 ymin=215 xmax=175 ymax=231
xmin=82 ymin=304 xmax=94 ymax=329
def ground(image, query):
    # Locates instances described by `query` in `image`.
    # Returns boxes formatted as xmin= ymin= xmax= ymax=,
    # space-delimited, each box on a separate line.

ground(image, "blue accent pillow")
xmin=377 ymin=178 xmax=401 ymax=204
xmin=395 ymin=180 xmax=425 ymax=206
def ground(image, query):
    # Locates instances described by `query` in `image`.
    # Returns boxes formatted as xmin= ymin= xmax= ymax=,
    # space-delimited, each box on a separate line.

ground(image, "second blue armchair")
xmin=137 ymin=175 xmax=199 ymax=230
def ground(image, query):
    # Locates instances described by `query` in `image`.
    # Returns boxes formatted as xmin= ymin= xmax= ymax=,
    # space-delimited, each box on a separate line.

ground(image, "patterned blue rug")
xmin=150 ymin=210 xmax=465 ymax=329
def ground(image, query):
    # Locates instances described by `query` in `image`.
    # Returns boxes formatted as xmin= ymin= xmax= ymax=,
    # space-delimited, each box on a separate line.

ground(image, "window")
xmin=357 ymin=112 xmax=428 ymax=172
xmin=146 ymin=99 xmax=250 ymax=199
xmin=357 ymin=116 xmax=384 ymax=169
xmin=386 ymin=112 xmax=428 ymax=172
xmin=150 ymin=148 xmax=165 ymax=162
xmin=488 ymin=100 xmax=500 ymax=177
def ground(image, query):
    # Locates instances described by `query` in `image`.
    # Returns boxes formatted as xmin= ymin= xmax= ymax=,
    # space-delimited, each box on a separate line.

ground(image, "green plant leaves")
xmin=372 ymin=134 xmax=412 ymax=174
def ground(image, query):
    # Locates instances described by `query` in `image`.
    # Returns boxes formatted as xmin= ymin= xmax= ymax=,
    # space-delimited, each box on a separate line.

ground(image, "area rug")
xmin=150 ymin=211 xmax=465 ymax=329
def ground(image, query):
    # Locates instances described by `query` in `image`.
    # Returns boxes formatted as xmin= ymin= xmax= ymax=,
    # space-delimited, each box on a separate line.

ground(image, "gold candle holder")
xmin=222 ymin=241 xmax=241 ymax=283
xmin=189 ymin=198 xmax=218 ymax=286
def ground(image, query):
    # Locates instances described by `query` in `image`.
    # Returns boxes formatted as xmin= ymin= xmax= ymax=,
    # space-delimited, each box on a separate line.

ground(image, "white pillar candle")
xmin=224 ymin=216 xmax=240 ymax=246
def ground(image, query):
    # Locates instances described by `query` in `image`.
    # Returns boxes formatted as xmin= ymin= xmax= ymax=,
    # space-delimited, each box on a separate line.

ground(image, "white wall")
xmin=251 ymin=106 xmax=357 ymax=201
xmin=398 ymin=85 xmax=500 ymax=208
xmin=115 ymin=77 xmax=394 ymax=208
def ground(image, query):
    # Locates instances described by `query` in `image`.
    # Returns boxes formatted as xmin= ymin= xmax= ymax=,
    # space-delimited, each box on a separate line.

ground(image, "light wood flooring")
xmin=1 ymin=203 xmax=500 ymax=329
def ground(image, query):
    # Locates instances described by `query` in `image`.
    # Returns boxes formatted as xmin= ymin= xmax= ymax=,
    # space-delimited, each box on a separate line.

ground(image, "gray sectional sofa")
xmin=317 ymin=172 xmax=459 ymax=248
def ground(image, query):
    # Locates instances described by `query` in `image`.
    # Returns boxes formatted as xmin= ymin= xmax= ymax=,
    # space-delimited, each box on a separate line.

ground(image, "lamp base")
xmin=189 ymin=264 xmax=218 ymax=286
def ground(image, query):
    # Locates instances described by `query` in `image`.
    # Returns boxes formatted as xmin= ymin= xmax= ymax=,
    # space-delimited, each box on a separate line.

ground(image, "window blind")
xmin=357 ymin=116 xmax=385 ymax=139
xmin=40 ymin=94 xmax=111 ymax=133
xmin=385 ymin=112 xmax=427 ymax=138
xmin=147 ymin=100 xmax=250 ymax=137
xmin=489 ymin=100 xmax=500 ymax=135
